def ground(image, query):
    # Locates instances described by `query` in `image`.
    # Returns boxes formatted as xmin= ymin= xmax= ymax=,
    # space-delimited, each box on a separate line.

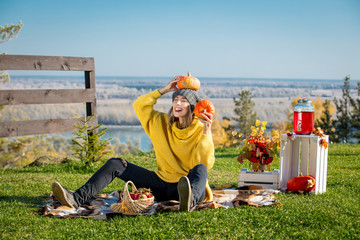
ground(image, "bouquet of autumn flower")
xmin=237 ymin=120 xmax=280 ymax=172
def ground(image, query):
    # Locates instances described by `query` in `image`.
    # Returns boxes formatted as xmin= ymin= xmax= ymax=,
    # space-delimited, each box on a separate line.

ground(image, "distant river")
xmin=102 ymin=125 xmax=152 ymax=152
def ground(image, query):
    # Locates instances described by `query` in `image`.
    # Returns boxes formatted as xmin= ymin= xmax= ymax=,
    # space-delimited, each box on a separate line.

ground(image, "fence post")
xmin=85 ymin=70 xmax=97 ymax=162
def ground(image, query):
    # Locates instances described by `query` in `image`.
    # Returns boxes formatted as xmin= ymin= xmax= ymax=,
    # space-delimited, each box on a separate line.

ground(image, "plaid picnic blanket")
xmin=38 ymin=186 xmax=282 ymax=220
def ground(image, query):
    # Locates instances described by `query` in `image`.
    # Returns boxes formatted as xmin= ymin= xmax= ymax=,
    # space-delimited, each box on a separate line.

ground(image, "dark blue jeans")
xmin=73 ymin=158 xmax=207 ymax=206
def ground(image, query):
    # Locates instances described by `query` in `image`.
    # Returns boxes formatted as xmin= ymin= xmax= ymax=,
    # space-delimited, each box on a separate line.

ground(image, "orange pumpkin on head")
xmin=176 ymin=72 xmax=200 ymax=91
xmin=194 ymin=100 xmax=215 ymax=120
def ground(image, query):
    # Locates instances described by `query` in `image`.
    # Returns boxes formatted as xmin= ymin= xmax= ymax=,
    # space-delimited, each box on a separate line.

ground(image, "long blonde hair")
xmin=167 ymin=105 xmax=193 ymax=132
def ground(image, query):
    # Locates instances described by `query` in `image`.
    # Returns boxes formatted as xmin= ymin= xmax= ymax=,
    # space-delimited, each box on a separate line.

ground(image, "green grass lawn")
xmin=0 ymin=144 xmax=359 ymax=239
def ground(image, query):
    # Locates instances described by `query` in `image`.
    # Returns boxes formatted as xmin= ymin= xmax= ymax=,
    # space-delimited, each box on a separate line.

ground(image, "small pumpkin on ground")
xmin=287 ymin=173 xmax=315 ymax=193
xmin=194 ymin=100 xmax=215 ymax=119
xmin=176 ymin=72 xmax=200 ymax=91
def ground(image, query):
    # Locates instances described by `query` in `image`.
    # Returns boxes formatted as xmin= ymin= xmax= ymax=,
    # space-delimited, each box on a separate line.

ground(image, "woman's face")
xmin=172 ymin=95 xmax=190 ymax=119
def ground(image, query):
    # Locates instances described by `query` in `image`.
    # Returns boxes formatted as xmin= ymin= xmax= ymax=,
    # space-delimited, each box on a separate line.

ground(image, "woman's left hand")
xmin=198 ymin=112 xmax=213 ymax=135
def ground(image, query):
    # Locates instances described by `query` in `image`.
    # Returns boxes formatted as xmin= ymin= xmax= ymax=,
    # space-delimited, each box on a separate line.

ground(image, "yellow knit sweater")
xmin=133 ymin=90 xmax=215 ymax=202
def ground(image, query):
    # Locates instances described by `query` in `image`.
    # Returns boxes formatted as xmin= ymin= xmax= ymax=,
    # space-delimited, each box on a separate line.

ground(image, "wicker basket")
xmin=111 ymin=181 xmax=154 ymax=214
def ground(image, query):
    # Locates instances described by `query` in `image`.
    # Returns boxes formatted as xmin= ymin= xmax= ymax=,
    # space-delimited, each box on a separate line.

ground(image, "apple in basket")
xmin=139 ymin=194 xmax=148 ymax=199
xmin=130 ymin=188 xmax=153 ymax=200
xmin=116 ymin=188 xmax=153 ymax=203
xmin=130 ymin=193 xmax=140 ymax=200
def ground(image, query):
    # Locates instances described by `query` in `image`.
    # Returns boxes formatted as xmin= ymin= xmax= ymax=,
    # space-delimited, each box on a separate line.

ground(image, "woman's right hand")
xmin=158 ymin=75 xmax=182 ymax=95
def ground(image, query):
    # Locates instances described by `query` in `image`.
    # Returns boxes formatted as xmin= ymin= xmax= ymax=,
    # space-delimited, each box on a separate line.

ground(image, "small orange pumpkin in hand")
xmin=176 ymin=72 xmax=200 ymax=91
xmin=194 ymin=100 xmax=215 ymax=119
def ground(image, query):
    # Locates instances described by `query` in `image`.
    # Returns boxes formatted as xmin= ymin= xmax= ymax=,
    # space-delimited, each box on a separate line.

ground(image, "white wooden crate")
xmin=280 ymin=134 xmax=329 ymax=194
xmin=238 ymin=169 xmax=280 ymax=189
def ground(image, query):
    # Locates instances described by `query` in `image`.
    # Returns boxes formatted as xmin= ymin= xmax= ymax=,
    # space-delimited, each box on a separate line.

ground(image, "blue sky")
xmin=1 ymin=0 xmax=359 ymax=80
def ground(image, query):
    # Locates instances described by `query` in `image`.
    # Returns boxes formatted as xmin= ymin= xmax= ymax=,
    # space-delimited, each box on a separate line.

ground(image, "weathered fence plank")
xmin=0 ymin=117 xmax=97 ymax=137
xmin=0 ymin=55 xmax=94 ymax=71
xmin=0 ymin=54 xmax=97 ymax=139
xmin=0 ymin=89 xmax=95 ymax=105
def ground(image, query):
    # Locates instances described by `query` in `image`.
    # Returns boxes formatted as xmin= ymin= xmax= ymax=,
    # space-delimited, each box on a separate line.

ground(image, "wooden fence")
xmin=0 ymin=55 xmax=97 ymax=138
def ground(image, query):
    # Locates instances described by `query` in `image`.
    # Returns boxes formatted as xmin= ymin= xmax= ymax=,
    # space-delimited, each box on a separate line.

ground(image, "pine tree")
xmin=1 ymin=21 xmax=23 ymax=113
xmin=349 ymin=81 xmax=360 ymax=142
xmin=71 ymin=115 xmax=113 ymax=169
xmin=0 ymin=21 xmax=23 ymax=84
xmin=1 ymin=21 xmax=26 ymax=168
xmin=333 ymin=76 xmax=352 ymax=143
xmin=316 ymin=99 xmax=337 ymax=142
xmin=231 ymin=90 xmax=258 ymax=142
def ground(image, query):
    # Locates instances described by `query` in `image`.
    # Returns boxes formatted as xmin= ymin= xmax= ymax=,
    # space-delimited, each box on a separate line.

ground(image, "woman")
xmin=52 ymin=76 xmax=215 ymax=212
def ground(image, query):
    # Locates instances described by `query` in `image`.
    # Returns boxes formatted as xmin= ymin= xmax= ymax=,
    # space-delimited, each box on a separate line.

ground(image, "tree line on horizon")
xmin=1 ymin=72 xmax=359 ymax=168
xmin=212 ymin=76 xmax=359 ymax=147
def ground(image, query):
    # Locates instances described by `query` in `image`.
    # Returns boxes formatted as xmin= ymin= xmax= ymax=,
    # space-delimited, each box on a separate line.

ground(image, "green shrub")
xmin=71 ymin=115 xmax=113 ymax=169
